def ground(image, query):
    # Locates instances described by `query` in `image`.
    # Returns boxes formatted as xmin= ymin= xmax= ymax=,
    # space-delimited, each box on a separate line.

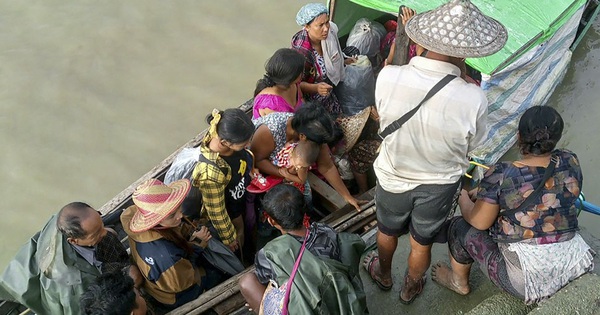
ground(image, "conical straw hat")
xmin=405 ymin=0 xmax=507 ymax=58
xmin=338 ymin=107 xmax=371 ymax=154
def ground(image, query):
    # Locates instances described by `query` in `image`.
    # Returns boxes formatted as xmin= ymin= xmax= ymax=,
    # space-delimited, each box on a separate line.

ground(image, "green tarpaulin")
xmin=333 ymin=0 xmax=586 ymax=74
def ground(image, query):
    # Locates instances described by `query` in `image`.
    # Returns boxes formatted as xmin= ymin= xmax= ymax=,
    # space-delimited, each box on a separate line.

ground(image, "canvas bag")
xmin=164 ymin=147 xmax=227 ymax=220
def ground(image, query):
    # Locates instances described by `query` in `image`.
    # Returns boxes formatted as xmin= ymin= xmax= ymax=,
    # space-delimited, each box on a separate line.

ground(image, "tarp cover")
xmin=341 ymin=0 xmax=586 ymax=74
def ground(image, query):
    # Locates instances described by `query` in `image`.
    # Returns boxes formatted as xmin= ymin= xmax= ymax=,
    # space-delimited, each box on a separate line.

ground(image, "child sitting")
xmin=275 ymin=140 xmax=320 ymax=192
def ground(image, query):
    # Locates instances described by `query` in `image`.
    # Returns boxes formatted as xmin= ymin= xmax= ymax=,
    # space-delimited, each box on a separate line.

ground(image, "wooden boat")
xmin=2 ymin=1 xmax=600 ymax=314
xmin=0 ymin=99 xmax=379 ymax=315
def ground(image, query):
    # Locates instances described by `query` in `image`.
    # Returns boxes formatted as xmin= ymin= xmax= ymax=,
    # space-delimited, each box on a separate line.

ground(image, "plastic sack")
xmin=346 ymin=18 xmax=384 ymax=57
xmin=164 ymin=147 xmax=200 ymax=184
xmin=338 ymin=55 xmax=375 ymax=115
xmin=335 ymin=156 xmax=354 ymax=180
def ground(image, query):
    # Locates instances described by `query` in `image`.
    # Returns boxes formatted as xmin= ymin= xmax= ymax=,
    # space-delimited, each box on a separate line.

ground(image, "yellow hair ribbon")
xmin=208 ymin=109 xmax=221 ymax=139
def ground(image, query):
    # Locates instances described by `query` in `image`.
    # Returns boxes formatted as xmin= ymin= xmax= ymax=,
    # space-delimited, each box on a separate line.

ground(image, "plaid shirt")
xmin=191 ymin=139 xmax=236 ymax=245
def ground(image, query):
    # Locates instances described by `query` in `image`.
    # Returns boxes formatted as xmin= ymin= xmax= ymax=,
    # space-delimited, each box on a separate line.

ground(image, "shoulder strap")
xmin=501 ymin=156 xmax=559 ymax=217
xmin=281 ymin=229 xmax=310 ymax=315
xmin=378 ymin=74 xmax=456 ymax=140
xmin=198 ymin=152 xmax=229 ymax=177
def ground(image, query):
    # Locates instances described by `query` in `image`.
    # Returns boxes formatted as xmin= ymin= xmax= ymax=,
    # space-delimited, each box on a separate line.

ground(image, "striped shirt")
xmin=374 ymin=56 xmax=488 ymax=193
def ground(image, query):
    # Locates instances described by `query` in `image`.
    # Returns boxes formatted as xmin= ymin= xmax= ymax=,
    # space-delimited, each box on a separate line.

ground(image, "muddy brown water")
xmin=1 ymin=1 xmax=599 ymax=279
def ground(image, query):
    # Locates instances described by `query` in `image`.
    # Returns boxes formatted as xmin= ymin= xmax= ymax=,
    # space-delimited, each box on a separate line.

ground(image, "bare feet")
xmin=431 ymin=262 xmax=470 ymax=295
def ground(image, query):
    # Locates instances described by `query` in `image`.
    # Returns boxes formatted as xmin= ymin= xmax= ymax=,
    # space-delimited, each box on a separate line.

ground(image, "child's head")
xmin=291 ymin=141 xmax=320 ymax=169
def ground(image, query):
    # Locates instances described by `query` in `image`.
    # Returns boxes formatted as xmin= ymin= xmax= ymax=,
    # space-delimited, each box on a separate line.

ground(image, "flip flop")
xmin=247 ymin=174 xmax=283 ymax=194
xmin=363 ymin=252 xmax=393 ymax=291
xmin=399 ymin=272 xmax=426 ymax=304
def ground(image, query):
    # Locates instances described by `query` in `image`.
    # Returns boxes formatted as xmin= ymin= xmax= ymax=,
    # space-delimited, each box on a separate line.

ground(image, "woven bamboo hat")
xmin=130 ymin=178 xmax=191 ymax=232
xmin=405 ymin=0 xmax=507 ymax=58
xmin=337 ymin=107 xmax=371 ymax=154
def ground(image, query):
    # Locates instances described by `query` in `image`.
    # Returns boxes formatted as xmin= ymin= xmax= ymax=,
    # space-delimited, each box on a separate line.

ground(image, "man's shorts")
xmin=376 ymin=180 xmax=460 ymax=245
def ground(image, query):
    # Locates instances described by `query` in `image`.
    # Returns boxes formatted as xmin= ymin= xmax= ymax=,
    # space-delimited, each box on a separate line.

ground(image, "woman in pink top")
xmin=252 ymin=48 xmax=305 ymax=118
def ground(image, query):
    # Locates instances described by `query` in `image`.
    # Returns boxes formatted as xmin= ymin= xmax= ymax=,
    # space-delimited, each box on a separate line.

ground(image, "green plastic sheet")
xmin=334 ymin=0 xmax=586 ymax=74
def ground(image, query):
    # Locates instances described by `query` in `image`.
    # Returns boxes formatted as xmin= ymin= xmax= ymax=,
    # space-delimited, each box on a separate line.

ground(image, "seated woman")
xmin=432 ymin=106 xmax=595 ymax=304
xmin=121 ymin=178 xmax=215 ymax=309
xmin=238 ymin=184 xmax=367 ymax=314
xmin=292 ymin=3 xmax=354 ymax=116
xmin=253 ymin=48 xmax=305 ymax=119
xmin=191 ymin=108 xmax=255 ymax=253
xmin=251 ymin=101 xmax=361 ymax=211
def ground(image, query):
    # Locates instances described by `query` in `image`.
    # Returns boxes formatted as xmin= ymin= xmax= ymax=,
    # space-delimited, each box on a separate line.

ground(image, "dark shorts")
xmin=376 ymin=180 xmax=460 ymax=245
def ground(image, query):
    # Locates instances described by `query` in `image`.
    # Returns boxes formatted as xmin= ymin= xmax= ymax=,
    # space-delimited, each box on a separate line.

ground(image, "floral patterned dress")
xmin=478 ymin=149 xmax=582 ymax=242
xmin=447 ymin=149 xmax=594 ymax=304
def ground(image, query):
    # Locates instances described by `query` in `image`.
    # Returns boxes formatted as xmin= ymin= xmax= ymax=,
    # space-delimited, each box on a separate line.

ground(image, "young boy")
xmin=238 ymin=184 xmax=367 ymax=314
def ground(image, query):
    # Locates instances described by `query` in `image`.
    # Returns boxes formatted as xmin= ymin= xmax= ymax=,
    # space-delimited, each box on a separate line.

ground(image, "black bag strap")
xmin=378 ymin=74 xmax=456 ymax=140
xmin=182 ymin=151 xmax=229 ymax=220
xmin=198 ymin=151 xmax=228 ymax=177
xmin=501 ymin=155 xmax=559 ymax=217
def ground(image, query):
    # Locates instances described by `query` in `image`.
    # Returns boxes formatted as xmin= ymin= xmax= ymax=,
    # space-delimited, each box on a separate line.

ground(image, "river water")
xmin=1 ymin=1 xmax=599 ymax=271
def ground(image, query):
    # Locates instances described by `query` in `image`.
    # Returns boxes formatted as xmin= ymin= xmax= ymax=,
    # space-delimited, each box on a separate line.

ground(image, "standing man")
xmin=0 ymin=202 xmax=132 ymax=315
xmin=364 ymin=0 xmax=507 ymax=304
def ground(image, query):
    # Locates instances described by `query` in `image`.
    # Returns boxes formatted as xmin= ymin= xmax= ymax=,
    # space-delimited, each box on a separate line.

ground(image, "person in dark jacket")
xmin=121 ymin=178 xmax=216 ymax=310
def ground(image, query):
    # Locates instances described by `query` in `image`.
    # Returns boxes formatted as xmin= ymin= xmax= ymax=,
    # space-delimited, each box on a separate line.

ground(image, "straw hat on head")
xmin=337 ymin=107 xmax=371 ymax=154
xmin=129 ymin=178 xmax=191 ymax=233
xmin=405 ymin=0 xmax=507 ymax=58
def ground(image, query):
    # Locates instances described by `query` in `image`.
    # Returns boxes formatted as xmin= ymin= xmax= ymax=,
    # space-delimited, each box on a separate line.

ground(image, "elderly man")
xmin=0 ymin=202 xmax=132 ymax=315
xmin=363 ymin=0 xmax=507 ymax=304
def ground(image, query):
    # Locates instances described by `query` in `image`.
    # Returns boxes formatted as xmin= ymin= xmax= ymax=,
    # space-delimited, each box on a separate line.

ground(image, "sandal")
xmin=362 ymin=252 xmax=392 ymax=291
xmin=399 ymin=272 xmax=426 ymax=304
xmin=247 ymin=174 xmax=283 ymax=194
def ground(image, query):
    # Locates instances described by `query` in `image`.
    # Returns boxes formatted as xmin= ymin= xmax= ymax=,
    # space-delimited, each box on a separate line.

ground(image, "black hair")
xmin=80 ymin=270 xmax=138 ymax=315
xmin=518 ymin=106 xmax=564 ymax=155
xmin=291 ymin=101 xmax=341 ymax=145
xmin=293 ymin=140 xmax=320 ymax=166
xmin=262 ymin=184 xmax=306 ymax=230
xmin=57 ymin=202 xmax=94 ymax=239
xmin=254 ymin=48 xmax=305 ymax=96
xmin=205 ymin=108 xmax=255 ymax=144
